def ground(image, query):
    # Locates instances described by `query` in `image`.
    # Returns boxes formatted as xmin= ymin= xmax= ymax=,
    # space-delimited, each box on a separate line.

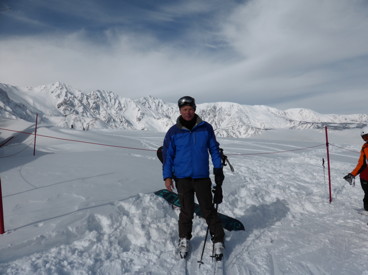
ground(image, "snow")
xmin=1 ymin=81 xmax=367 ymax=138
xmin=1 ymin=119 xmax=368 ymax=274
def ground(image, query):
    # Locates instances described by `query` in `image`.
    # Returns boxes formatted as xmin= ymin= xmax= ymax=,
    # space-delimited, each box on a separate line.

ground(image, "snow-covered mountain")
xmin=0 ymin=82 xmax=367 ymax=137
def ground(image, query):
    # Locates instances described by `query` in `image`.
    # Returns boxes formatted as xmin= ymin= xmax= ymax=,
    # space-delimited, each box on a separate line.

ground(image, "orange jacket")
xmin=351 ymin=142 xmax=368 ymax=180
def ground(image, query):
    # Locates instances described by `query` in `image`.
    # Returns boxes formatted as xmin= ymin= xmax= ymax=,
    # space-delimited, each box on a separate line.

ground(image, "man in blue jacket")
xmin=162 ymin=96 xmax=225 ymax=259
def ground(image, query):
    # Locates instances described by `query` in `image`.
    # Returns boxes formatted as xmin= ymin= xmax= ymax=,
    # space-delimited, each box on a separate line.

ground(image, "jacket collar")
xmin=176 ymin=114 xmax=203 ymax=130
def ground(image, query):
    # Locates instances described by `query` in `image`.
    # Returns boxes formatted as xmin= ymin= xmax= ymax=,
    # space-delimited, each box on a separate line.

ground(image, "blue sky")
xmin=1 ymin=0 xmax=368 ymax=114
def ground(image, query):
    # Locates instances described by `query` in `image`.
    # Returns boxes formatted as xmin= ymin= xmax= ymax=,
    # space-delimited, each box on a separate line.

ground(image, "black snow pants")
xmin=176 ymin=178 xmax=224 ymax=243
xmin=361 ymin=179 xmax=368 ymax=210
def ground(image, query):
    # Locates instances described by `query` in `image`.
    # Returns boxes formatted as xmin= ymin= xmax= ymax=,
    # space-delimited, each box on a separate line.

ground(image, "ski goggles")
xmin=178 ymin=96 xmax=196 ymax=109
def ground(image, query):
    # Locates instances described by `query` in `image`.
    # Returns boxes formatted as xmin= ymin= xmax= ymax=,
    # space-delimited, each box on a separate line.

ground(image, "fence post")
xmin=325 ymin=126 xmax=332 ymax=203
xmin=33 ymin=113 xmax=38 ymax=156
xmin=0 ymin=178 xmax=5 ymax=234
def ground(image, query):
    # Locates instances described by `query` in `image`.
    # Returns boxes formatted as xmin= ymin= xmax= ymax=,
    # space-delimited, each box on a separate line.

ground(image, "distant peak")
xmin=50 ymin=81 xmax=70 ymax=89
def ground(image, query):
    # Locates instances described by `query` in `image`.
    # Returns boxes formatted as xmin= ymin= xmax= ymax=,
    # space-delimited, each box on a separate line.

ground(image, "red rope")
xmin=37 ymin=133 xmax=155 ymax=151
xmin=330 ymin=143 xmax=359 ymax=154
xmin=228 ymin=144 xmax=325 ymax=156
xmin=0 ymin=126 xmax=328 ymax=156
xmin=0 ymin=127 xmax=155 ymax=152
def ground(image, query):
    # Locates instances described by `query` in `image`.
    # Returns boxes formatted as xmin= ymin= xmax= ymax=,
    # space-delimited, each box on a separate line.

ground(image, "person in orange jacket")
xmin=344 ymin=128 xmax=368 ymax=210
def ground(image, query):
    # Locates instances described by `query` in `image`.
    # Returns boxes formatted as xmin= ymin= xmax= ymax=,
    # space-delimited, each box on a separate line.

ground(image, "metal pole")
xmin=325 ymin=126 xmax=332 ymax=203
xmin=33 ymin=113 xmax=38 ymax=156
xmin=0 ymin=178 xmax=5 ymax=234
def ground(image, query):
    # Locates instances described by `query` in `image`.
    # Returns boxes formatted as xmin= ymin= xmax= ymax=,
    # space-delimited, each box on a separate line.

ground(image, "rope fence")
xmin=0 ymin=127 xmax=156 ymax=152
xmin=0 ymin=123 xmax=363 ymax=234
xmin=227 ymin=144 xmax=325 ymax=156
xmin=2 ymin=126 xmax=356 ymax=157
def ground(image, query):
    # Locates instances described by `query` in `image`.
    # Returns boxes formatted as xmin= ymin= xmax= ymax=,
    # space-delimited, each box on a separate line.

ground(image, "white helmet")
xmin=361 ymin=127 xmax=368 ymax=137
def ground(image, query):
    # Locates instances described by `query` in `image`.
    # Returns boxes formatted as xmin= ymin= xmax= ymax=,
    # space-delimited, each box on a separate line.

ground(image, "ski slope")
xmin=0 ymin=119 xmax=368 ymax=274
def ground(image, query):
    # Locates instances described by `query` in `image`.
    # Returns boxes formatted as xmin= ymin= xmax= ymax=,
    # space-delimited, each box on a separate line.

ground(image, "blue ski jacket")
xmin=162 ymin=116 xmax=222 ymax=180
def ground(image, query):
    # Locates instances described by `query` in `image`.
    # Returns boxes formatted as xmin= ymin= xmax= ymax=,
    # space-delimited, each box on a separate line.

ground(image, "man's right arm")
xmin=162 ymin=128 xmax=175 ymax=188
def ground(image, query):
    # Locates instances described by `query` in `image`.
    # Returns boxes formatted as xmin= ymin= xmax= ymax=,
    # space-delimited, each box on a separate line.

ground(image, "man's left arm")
xmin=207 ymin=124 xmax=224 ymax=186
xmin=207 ymin=124 xmax=222 ymax=169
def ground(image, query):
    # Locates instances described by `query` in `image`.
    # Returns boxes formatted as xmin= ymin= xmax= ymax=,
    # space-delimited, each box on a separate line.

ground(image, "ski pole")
xmin=197 ymin=223 xmax=210 ymax=267
xmin=211 ymin=203 xmax=219 ymax=261
xmin=225 ymin=157 xmax=234 ymax=172
xmin=198 ymin=203 xmax=219 ymax=266
xmin=220 ymin=148 xmax=234 ymax=172
xmin=198 ymin=199 xmax=217 ymax=267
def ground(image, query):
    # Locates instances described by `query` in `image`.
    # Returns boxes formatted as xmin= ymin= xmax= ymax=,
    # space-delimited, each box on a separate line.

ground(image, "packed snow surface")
xmin=1 ymin=119 xmax=368 ymax=274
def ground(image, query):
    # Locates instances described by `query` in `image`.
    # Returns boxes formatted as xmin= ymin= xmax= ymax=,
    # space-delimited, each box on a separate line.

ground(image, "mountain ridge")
xmin=0 ymin=82 xmax=366 ymax=137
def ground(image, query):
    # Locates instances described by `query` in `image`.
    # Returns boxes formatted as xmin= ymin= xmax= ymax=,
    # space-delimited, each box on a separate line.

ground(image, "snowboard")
xmin=154 ymin=189 xmax=245 ymax=231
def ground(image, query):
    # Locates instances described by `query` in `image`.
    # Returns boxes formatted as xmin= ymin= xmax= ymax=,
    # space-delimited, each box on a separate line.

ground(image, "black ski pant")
xmin=176 ymin=178 xmax=224 ymax=243
xmin=361 ymin=179 xmax=368 ymax=210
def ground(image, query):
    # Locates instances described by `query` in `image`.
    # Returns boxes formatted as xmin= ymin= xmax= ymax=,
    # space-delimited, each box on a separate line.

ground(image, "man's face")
xmin=363 ymin=134 xmax=368 ymax=142
xmin=180 ymin=106 xmax=195 ymax=121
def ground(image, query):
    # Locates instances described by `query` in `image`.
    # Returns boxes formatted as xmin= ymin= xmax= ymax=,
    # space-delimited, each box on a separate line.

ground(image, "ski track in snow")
xmin=1 ymin=125 xmax=368 ymax=274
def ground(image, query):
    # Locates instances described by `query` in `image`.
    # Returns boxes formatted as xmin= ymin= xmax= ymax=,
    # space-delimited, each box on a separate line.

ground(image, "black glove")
xmin=213 ymin=185 xmax=223 ymax=204
xmin=213 ymin=168 xmax=224 ymax=186
xmin=343 ymin=173 xmax=355 ymax=185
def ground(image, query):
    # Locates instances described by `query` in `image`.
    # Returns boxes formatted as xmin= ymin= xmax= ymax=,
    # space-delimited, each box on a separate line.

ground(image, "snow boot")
xmin=214 ymin=242 xmax=224 ymax=261
xmin=178 ymin=238 xmax=190 ymax=259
